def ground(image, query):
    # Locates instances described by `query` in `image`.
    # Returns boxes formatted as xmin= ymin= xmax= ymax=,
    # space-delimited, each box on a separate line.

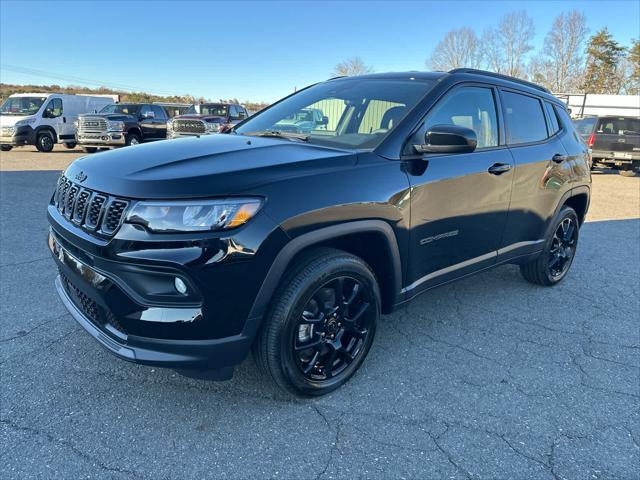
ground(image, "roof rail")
xmin=448 ymin=68 xmax=550 ymax=94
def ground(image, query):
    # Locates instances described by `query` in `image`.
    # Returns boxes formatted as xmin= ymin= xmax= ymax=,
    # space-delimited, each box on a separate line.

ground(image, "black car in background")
xmin=573 ymin=115 xmax=640 ymax=176
xmin=48 ymin=69 xmax=590 ymax=396
xmin=76 ymin=103 xmax=171 ymax=153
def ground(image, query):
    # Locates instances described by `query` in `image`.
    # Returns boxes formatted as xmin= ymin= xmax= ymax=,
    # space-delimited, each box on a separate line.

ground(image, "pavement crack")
xmin=0 ymin=314 xmax=67 ymax=343
xmin=0 ymin=419 xmax=141 ymax=478
xmin=0 ymin=256 xmax=50 ymax=268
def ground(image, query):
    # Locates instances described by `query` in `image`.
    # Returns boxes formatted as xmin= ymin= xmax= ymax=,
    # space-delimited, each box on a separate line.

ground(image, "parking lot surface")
xmin=1 ymin=148 xmax=639 ymax=479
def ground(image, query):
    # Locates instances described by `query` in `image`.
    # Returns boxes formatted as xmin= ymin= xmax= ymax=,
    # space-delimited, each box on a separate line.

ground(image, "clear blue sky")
xmin=1 ymin=0 xmax=638 ymax=102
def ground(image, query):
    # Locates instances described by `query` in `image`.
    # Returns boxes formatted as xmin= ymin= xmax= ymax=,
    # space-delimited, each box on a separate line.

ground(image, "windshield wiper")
xmin=243 ymin=130 xmax=309 ymax=142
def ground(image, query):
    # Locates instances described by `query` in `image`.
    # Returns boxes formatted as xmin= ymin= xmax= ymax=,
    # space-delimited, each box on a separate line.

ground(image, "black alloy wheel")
xmin=253 ymin=248 xmax=380 ymax=396
xmin=292 ymin=276 xmax=374 ymax=382
xmin=36 ymin=132 xmax=55 ymax=152
xmin=520 ymin=206 xmax=580 ymax=286
xmin=548 ymin=217 xmax=577 ymax=279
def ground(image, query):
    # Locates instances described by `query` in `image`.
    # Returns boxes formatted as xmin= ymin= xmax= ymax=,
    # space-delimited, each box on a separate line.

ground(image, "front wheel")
xmin=125 ymin=133 xmax=141 ymax=146
xmin=619 ymin=168 xmax=638 ymax=177
xmin=81 ymin=147 xmax=98 ymax=154
xmin=63 ymin=142 xmax=77 ymax=149
xmin=0 ymin=145 xmax=12 ymax=151
xmin=35 ymin=132 xmax=55 ymax=152
xmin=253 ymin=248 xmax=380 ymax=396
xmin=520 ymin=206 xmax=579 ymax=286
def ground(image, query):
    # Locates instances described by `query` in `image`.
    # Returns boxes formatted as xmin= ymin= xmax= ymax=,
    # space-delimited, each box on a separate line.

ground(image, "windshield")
xmin=572 ymin=117 xmax=597 ymax=135
xmin=99 ymin=104 xmax=141 ymax=115
xmin=200 ymin=104 xmax=228 ymax=116
xmin=235 ymin=78 xmax=436 ymax=149
xmin=0 ymin=96 xmax=47 ymax=116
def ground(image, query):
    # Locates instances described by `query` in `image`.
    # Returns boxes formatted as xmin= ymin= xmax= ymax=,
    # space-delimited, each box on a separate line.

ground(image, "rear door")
xmin=151 ymin=105 xmax=168 ymax=138
xmin=406 ymin=85 xmax=513 ymax=292
xmin=498 ymin=90 xmax=572 ymax=258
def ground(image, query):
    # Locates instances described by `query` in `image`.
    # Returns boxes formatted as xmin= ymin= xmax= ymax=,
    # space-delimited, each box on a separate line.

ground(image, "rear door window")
xmin=151 ymin=105 xmax=167 ymax=120
xmin=502 ymin=91 xmax=548 ymax=144
xmin=572 ymin=117 xmax=597 ymax=136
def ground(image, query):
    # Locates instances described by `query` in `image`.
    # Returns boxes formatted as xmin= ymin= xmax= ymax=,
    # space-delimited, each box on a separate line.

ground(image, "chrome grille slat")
xmin=78 ymin=117 xmax=108 ymax=133
xmin=52 ymin=175 xmax=129 ymax=237
xmin=173 ymin=119 xmax=206 ymax=134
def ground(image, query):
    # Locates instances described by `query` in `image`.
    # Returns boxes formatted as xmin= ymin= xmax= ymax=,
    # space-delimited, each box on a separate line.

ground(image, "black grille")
xmin=60 ymin=271 xmax=100 ymax=324
xmin=72 ymin=190 xmax=91 ymax=224
xmin=85 ymin=194 xmax=106 ymax=229
xmin=52 ymin=175 xmax=128 ymax=237
xmin=103 ymin=200 xmax=128 ymax=234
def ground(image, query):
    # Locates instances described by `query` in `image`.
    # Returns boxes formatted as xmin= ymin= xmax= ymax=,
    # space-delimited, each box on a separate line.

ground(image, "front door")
xmin=406 ymin=85 xmax=513 ymax=294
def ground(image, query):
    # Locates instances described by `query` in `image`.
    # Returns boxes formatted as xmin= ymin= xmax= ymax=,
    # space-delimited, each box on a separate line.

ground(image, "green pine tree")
xmin=582 ymin=28 xmax=626 ymax=93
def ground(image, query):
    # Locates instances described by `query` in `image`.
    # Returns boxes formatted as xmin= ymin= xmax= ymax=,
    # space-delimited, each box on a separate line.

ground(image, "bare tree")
xmin=428 ymin=28 xmax=481 ymax=71
xmin=481 ymin=10 xmax=535 ymax=77
xmin=332 ymin=57 xmax=374 ymax=77
xmin=542 ymin=11 xmax=589 ymax=92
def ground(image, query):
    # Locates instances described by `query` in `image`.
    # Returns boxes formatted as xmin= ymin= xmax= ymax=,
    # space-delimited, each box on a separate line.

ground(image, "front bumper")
xmin=55 ymin=275 xmax=251 ymax=369
xmin=76 ymin=131 xmax=126 ymax=146
xmin=50 ymin=231 xmax=253 ymax=370
xmin=1 ymin=126 xmax=35 ymax=146
xmin=167 ymin=131 xmax=216 ymax=139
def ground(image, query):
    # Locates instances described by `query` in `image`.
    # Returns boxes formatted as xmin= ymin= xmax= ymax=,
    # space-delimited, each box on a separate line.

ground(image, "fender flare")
xmin=245 ymin=220 xmax=403 ymax=333
xmin=34 ymin=125 xmax=58 ymax=144
xmin=544 ymin=185 xmax=591 ymax=241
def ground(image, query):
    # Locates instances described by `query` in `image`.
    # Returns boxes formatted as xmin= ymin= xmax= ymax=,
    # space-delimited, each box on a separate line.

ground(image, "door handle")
xmin=488 ymin=163 xmax=512 ymax=175
xmin=552 ymin=153 xmax=568 ymax=163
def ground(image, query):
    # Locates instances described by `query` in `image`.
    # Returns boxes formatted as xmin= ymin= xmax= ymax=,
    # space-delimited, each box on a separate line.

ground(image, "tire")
xmin=0 ymin=145 xmax=12 ymax=151
xmin=619 ymin=169 xmax=638 ymax=177
xmin=81 ymin=147 xmax=98 ymax=154
xmin=520 ymin=206 xmax=579 ymax=286
xmin=63 ymin=142 xmax=77 ymax=149
xmin=35 ymin=131 xmax=55 ymax=152
xmin=253 ymin=247 xmax=380 ymax=396
xmin=125 ymin=133 xmax=141 ymax=146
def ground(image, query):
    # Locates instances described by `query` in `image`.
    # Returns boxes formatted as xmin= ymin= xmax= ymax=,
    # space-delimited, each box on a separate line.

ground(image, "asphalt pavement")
xmin=1 ymin=166 xmax=638 ymax=480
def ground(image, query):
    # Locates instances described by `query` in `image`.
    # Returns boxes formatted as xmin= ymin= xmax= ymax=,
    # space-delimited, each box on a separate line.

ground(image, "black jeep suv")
xmin=76 ymin=103 xmax=170 ymax=153
xmin=48 ymin=69 xmax=591 ymax=396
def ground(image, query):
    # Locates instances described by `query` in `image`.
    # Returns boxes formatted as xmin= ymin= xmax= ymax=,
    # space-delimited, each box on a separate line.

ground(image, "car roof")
xmin=331 ymin=69 xmax=561 ymax=105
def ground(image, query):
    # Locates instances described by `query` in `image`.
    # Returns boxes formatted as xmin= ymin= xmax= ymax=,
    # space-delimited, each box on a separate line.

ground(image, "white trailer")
xmin=555 ymin=93 xmax=640 ymax=118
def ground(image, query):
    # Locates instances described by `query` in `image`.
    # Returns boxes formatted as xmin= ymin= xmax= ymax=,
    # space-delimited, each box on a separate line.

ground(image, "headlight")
xmin=14 ymin=118 xmax=36 ymax=127
xmin=205 ymin=122 xmax=220 ymax=132
xmin=125 ymin=198 xmax=262 ymax=233
xmin=74 ymin=120 xmax=79 ymax=128
xmin=106 ymin=120 xmax=124 ymax=131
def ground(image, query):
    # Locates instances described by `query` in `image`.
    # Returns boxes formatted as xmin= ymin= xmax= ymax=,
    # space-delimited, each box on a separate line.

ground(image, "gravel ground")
xmin=1 ymin=148 xmax=638 ymax=479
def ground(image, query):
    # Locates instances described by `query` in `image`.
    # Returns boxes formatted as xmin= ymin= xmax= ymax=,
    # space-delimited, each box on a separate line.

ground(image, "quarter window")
xmin=425 ymin=87 xmax=498 ymax=148
xmin=545 ymin=102 xmax=560 ymax=135
xmin=502 ymin=91 xmax=547 ymax=144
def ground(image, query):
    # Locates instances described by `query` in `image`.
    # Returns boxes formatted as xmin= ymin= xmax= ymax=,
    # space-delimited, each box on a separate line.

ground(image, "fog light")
xmin=174 ymin=277 xmax=188 ymax=295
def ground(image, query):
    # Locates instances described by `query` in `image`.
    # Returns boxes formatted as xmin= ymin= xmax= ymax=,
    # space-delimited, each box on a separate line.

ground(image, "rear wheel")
xmin=253 ymin=248 xmax=380 ymax=396
xmin=520 ymin=206 xmax=579 ymax=286
xmin=35 ymin=131 xmax=55 ymax=152
xmin=0 ymin=145 xmax=12 ymax=151
xmin=81 ymin=147 xmax=98 ymax=154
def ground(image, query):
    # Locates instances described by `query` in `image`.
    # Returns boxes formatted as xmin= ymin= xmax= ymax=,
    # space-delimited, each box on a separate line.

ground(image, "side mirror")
xmin=43 ymin=109 xmax=54 ymax=119
xmin=414 ymin=124 xmax=477 ymax=154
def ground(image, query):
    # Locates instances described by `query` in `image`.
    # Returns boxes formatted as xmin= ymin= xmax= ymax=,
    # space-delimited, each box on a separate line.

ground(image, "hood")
xmin=174 ymin=114 xmax=225 ymax=123
xmin=79 ymin=113 xmax=137 ymax=121
xmin=0 ymin=115 xmax=33 ymax=128
xmin=64 ymin=134 xmax=355 ymax=199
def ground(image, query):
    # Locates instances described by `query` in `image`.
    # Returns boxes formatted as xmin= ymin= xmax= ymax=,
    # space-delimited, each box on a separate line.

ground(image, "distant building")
xmin=554 ymin=93 xmax=640 ymax=117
